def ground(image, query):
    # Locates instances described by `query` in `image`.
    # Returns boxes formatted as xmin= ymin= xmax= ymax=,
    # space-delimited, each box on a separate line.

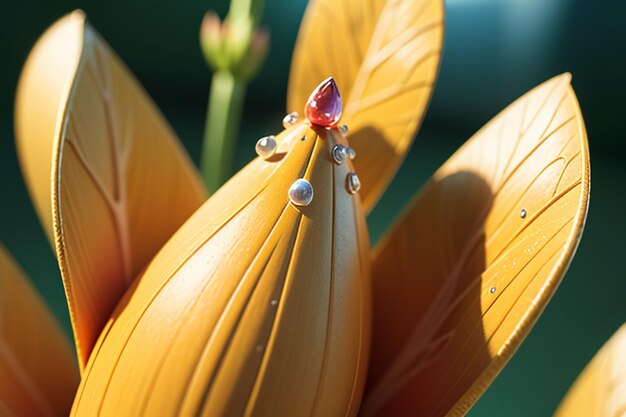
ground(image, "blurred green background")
xmin=1 ymin=0 xmax=625 ymax=415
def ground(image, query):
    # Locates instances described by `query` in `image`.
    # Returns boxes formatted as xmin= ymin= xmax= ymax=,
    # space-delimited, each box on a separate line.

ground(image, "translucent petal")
xmin=0 ymin=245 xmax=79 ymax=416
xmin=14 ymin=12 xmax=207 ymax=369
xmin=554 ymin=324 xmax=626 ymax=417
xmin=361 ymin=74 xmax=590 ymax=417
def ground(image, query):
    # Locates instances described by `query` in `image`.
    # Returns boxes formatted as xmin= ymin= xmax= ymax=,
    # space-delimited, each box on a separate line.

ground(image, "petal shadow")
xmin=362 ymin=171 xmax=493 ymax=416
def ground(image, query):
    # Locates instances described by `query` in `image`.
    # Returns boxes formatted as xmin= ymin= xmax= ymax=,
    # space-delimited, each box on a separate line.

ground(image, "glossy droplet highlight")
xmin=255 ymin=135 xmax=277 ymax=159
xmin=270 ymin=299 xmax=278 ymax=306
xmin=339 ymin=124 xmax=349 ymax=135
xmin=520 ymin=209 xmax=527 ymax=218
xmin=345 ymin=147 xmax=356 ymax=160
xmin=346 ymin=173 xmax=361 ymax=194
xmin=288 ymin=179 xmax=314 ymax=206
xmin=305 ymin=77 xmax=342 ymax=127
xmin=332 ymin=145 xmax=347 ymax=165
xmin=283 ymin=112 xmax=299 ymax=128
xmin=490 ymin=287 xmax=496 ymax=294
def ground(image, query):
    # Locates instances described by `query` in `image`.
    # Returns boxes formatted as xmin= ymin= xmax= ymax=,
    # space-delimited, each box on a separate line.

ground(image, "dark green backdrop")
xmin=1 ymin=0 xmax=625 ymax=416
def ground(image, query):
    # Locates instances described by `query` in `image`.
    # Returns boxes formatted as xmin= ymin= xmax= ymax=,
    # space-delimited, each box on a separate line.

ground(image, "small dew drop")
xmin=346 ymin=172 xmax=361 ymax=194
xmin=332 ymin=145 xmax=347 ymax=165
xmin=282 ymin=112 xmax=299 ymax=128
xmin=520 ymin=209 xmax=527 ymax=219
xmin=270 ymin=299 xmax=278 ymax=306
xmin=526 ymin=247 xmax=532 ymax=254
xmin=288 ymin=179 xmax=314 ymax=206
xmin=345 ymin=147 xmax=356 ymax=160
xmin=490 ymin=287 xmax=496 ymax=294
xmin=339 ymin=124 xmax=349 ymax=135
xmin=255 ymin=135 xmax=277 ymax=159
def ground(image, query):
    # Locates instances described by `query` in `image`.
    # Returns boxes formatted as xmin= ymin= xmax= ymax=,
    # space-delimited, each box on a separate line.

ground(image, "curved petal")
xmin=72 ymin=122 xmax=371 ymax=417
xmin=287 ymin=0 xmax=444 ymax=213
xmin=14 ymin=12 xmax=207 ymax=369
xmin=0 ymin=245 xmax=79 ymax=416
xmin=554 ymin=324 xmax=626 ymax=417
xmin=360 ymin=74 xmax=590 ymax=417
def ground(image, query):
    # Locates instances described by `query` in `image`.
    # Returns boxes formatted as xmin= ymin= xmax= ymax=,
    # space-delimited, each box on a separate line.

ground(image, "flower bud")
xmin=237 ymin=26 xmax=270 ymax=80
xmin=200 ymin=10 xmax=270 ymax=80
xmin=73 ymin=117 xmax=371 ymax=416
xmin=200 ymin=11 xmax=227 ymax=70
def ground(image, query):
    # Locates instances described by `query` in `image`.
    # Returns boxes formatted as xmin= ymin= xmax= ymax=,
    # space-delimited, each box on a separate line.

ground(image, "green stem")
xmin=201 ymin=70 xmax=246 ymax=193
xmin=199 ymin=0 xmax=266 ymax=191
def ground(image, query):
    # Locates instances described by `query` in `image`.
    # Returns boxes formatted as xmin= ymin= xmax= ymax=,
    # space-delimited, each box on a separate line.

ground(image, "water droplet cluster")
xmin=254 ymin=79 xmax=365 ymax=208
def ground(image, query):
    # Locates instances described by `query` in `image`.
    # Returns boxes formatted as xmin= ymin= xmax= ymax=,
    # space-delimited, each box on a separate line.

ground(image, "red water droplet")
xmin=305 ymin=77 xmax=342 ymax=127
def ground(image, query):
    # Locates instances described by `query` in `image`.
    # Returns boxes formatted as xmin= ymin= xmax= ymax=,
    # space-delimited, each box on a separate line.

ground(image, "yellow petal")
xmin=14 ymin=12 xmax=207 ymax=369
xmin=288 ymin=0 xmax=444 ymax=213
xmin=554 ymin=324 xmax=626 ymax=417
xmin=0 ymin=245 xmax=79 ymax=416
xmin=72 ymin=123 xmax=371 ymax=417
xmin=360 ymin=74 xmax=590 ymax=417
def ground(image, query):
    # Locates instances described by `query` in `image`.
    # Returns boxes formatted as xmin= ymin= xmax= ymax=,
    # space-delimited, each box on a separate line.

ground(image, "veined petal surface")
xmin=361 ymin=74 xmax=590 ymax=417
xmin=0 ymin=245 xmax=79 ymax=417
xmin=14 ymin=12 xmax=207 ymax=368
xmin=288 ymin=0 xmax=444 ymax=213
xmin=72 ymin=122 xmax=371 ymax=417
xmin=554 ymin=324 xmax=626 ymax=417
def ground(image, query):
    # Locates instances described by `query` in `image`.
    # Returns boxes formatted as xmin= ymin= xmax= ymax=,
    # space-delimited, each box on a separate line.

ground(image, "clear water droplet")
xmin=490 ymin=287 xmax=496 ymax=294
xmin=255 ymin=135 xmax=277 ymax=159
xmin=332 ymin=145 xmax=347 ymax=165
xmin=282 ymin=112 xmax=299 ymax=128
xmin=270 ymin=299 xmax=278 ymax=306
xmin=520 ymin=209 xmax=527 ymax=218
xmin=289 ymin=179 xmax=314 ymax=206
xmin=526 ymin=247 xmax=532 ymax=253
xmin=346 ymin=172 xmax=361 ymax=194
xmin=345 ymin=147 xmax=356 ymax=160
xmin=339 ymin=124 xmax=349 ymax=135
